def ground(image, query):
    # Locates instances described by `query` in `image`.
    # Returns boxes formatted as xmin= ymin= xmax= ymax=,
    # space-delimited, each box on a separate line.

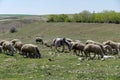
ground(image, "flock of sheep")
xmin=44 ymin=37 xmax=119 ymax=60
xmin=0 ymin=39 xmax=41 ymax=58
xmin=0 ymin=37 xmax=119 ymax=60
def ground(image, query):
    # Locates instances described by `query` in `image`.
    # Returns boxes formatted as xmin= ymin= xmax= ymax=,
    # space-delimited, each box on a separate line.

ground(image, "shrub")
xmin=10 ymin=27 xmax=17 ymax=33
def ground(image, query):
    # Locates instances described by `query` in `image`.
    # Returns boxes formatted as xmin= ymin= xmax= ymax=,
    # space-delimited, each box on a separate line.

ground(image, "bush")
xmin=47 ymin=14 xmax=71 ymax=22
xmin=10 ymin=27 xmax=17 ymax=33
xmin=47 ymin=10 xmax=120 ymax=24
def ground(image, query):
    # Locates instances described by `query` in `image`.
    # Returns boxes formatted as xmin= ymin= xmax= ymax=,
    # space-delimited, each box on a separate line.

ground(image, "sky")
xmin=0 ymin=0 xmax=120 ymax=15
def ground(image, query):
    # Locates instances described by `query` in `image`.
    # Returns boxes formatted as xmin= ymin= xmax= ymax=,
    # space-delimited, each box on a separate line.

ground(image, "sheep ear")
xmin=63 ymin=37 xmax=66 ymax=40
xmin=108 ymin=41 xmax=110 ymax=44
xmin=85 ymin=42 xmax=88 ymax=44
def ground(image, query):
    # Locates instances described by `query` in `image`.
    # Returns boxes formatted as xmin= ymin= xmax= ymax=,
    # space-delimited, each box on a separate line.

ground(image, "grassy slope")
xmin=1 ymin=22 xmax=120 ymax=42
xmin=0 ymin=22 xmax=120 ymax=80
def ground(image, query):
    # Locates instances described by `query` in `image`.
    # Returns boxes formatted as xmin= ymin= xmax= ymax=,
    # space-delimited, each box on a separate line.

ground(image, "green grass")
xmin=0 ymin=53 xmax=119 ymax=80
xmin=1 ymin=22 xmax=120 ymax=42
xmin=0 ymin=22 xmax=120 ymax=80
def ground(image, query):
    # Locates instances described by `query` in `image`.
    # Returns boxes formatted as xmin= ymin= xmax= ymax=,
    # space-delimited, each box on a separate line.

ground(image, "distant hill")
xmin=0 ymin=14 xmax=48 ymax=33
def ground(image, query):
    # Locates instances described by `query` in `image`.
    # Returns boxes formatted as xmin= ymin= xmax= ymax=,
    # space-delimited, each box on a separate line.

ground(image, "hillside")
xmin=0 ymin=19 xmax=120 ymax=80
xmin=0 ymin=15 xmax=47 ymax=33
xmin=0 ymin=22 xmax=120 ymax=42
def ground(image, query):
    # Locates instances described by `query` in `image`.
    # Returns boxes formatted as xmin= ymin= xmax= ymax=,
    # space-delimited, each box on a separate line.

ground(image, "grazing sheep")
xmin=35 ymin=37 xmax=44 ymax=44
xmin=84 ymin=44 xmax=104 ymax=59
xmin=14 ymin=41 xmax=24 ymax=54
xmin=86 ymin=40 xmax=95 ymax=44
xmin=118 ymin=43 xmax=120 ymax=50
xmin=44 ymin=41 xmax=52 ymax=48
xmin=0 ymin=46 xmax=2 ymax=53
xmin=0 ymin=40 xmax=7 ymax=46
xmin=52 ymin=37 xmax=71 ymax=52
xmin=2 ymin=41 xmax=15 ymax=56
xmin=103 ymin=40 xmax=119 ymax=54
xmin=70 ymin=41 xmax=85 ymax=56
xmin=103 ymin=45 xmax=113 ymax=54
xmin=10 ymin=39 xmax=23 ymax=54
xmin=86 ymin=40 xmax=106 ymax=55
xmin=21 ymin=44 xmax=41 ymax=58
xmin=66 ymin=38 xmax=73 ymax=43
xmin=75 ymin=40 xmax=82 ymax=43
xmin=10 ymin=39 xmax=21 ymax=45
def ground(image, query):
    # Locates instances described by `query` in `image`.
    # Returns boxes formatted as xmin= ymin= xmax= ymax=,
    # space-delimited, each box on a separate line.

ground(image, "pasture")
xmin=0 ymin=21 xmax=120 ymax=80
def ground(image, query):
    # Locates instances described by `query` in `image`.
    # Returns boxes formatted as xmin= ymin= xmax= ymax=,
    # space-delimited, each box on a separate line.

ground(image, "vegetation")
xmin=9 ymin=27 xmax=17 ymax=33
xmin=47 ymin=14 xmax=71 ymax=22
xmin=0 ymin=21 xmax=120 ymax=80
xmin=47 ymin=10 xmax=120 ymax=24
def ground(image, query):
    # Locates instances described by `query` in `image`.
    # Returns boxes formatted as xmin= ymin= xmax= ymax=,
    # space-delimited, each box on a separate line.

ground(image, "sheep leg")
xmin=73 ymin=49 xmax=76 ymax=55
xmin=55 ymin=46 xmax=59 ymax=52
xmin=76 ymin=50 xmax=80 ymax=56
xmin=84 ymin=51 xmax=89 ymax=58
xmin=62 ymin=45 xmax=65 ymax=52
xmin=80 ymin=51 xmax=84 ymax=57
xmin=74 ymin=49 xmax=79 ymax=56
xmin=25 ymin=52 xmax=28 ymax=58
xmin=79 ymin=50 xmax=83 ymax=57
xmin=90 ymin=53 xmax=96 ymax=59
xmin=10 ymin=51 xmax=14 ymax=56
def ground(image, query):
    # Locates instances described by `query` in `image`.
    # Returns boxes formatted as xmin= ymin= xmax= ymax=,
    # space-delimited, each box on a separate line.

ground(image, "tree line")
xmin=47 ymin=10 xmax=120 ymax=24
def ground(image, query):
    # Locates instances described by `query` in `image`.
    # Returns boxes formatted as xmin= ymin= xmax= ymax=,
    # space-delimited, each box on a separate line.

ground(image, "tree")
xmin=80 ymin=10 xmax=92 ymax=22
xmin=47 ymin=10 xmax=120 ymax=24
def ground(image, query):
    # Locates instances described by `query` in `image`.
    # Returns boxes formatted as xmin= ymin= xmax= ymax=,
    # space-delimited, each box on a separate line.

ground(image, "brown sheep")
xmin=0 ymin=46 xmax=2 ymax=53
xmin=71 ymin=41 xmax=85 ymax=56
xmin=117 ymin=43 xmax=120 ymax=51
xmin=0 ymin=40 xmax=7 ymax=46
xmin=66 ymin=38 xmax=73 ymax=43
xmin=86 ymin=40 xmax=106 ymax=55
xmin=84 ymin=44 xmax=104 ymax=59
xmin=21 ymin=44 xmax=41 ymax=58
xmin=44 ymin=41 xmax=52 ymax=48
xmin=35 ymin=37 xmax=44 ymax=44
xmin=14 ymin=41 xmax=24 ymax=54
xmin=10 ymin=39 xmax=21 ymax=45
xmin=2 ymin=41 xmax=15 ymax=56
xmin=86 ymin=40 xmax=95 ymax=44
xmin=103 ymin=45 xmax=113 ymax=54
xmin=10 ymin=39 xmax=23 ymax=54
xmin=103 ymin=40 xmax=119 ymax=54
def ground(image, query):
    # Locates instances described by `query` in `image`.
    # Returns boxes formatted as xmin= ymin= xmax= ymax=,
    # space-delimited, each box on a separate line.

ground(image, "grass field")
xmin=0 ymin=21 xmax=120 ymax=80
